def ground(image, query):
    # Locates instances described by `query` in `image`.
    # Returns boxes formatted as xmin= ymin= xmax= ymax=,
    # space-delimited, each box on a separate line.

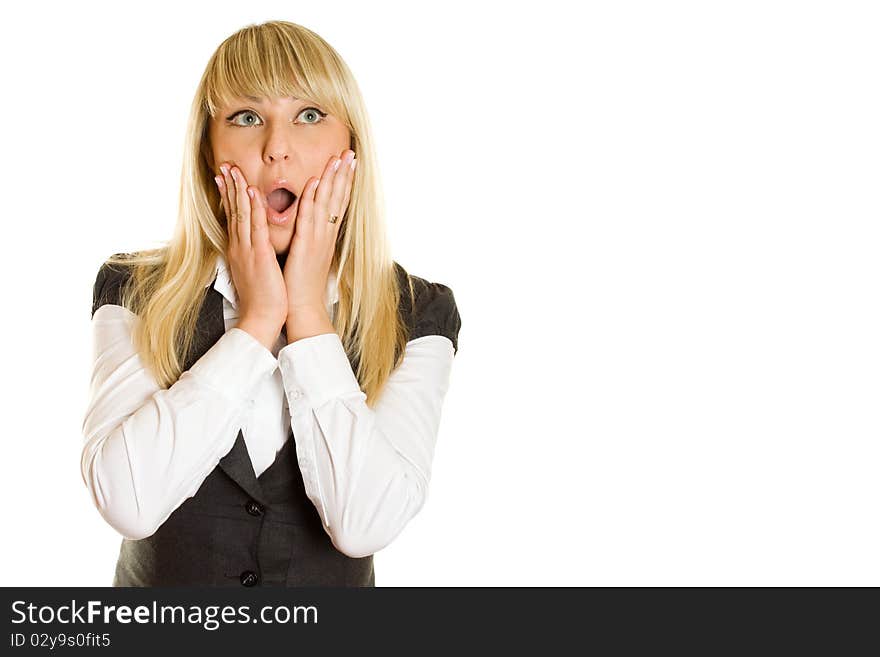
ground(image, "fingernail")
xmin=214 ymin=175 xmax=223 ymax=188
xmin=220 ymin=165 xmax=228 ymax=175
xmin=247 ymin=188 xmax=254 ymax=199
xmin=333 ymin=159 xmax=341 ymax=171
xmin=351 ymin=158 xmax=357 ymax=171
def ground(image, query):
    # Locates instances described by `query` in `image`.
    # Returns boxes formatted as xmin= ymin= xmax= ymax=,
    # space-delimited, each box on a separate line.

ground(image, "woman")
xmin=81 ymin=20 xmax=461 ymax=587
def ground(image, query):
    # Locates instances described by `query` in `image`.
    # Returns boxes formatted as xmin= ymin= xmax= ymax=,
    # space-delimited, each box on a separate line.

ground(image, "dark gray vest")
xmin=90 ymin=257 xmax=460 ymax=587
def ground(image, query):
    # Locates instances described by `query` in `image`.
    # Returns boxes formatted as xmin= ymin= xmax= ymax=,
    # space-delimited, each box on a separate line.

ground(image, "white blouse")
xmin=81 ymin=256 xmax=456 ymax=558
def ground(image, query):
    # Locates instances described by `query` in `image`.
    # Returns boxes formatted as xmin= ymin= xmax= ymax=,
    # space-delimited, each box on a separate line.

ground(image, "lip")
xmin=266 ymin=194 xmax=298 ymax=226
xmin=262 ymin=178 xmax=298 ymax=226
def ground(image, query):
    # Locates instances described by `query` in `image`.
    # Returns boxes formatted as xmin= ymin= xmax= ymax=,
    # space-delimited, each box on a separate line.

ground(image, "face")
xmin=207 ymin=95 xmax=352 ymax=254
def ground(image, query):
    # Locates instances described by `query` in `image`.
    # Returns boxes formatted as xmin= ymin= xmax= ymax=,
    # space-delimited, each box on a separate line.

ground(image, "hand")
xmin=215 ymin=163 xmax=288 ymax=349
xmin=283 ymin=149 xmax=357 ymax=316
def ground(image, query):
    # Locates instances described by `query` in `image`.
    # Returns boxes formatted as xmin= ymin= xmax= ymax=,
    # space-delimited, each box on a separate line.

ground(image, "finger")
xmin=231 ymin=166 xmax=252 ymax=249
xmin=340 ymin=156 xmax=356 ymax=212
xmin=247 ymin=185 xmax=271 ymax=250
xmin=219 ymin=173 xmax=238 ymax=247
xmin=220 ymin=164 xmax=235 ymax=217
xmin=312 ymin=155 xmax=342 ymax=224
xmin=220 ymin=164 xmax=237 ymax=244
xmin=296 ymin=177 xmax=321 ymax=231
xmin=329 ymin=152 xmax=356 ymax=223
xmin=214 ymin=174 xmax=230 ymax=234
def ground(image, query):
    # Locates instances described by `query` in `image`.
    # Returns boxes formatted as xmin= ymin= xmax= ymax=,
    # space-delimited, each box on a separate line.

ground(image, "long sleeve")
xmin=278 ymin=334 xmax=455 ymax=558
xmin=81 ymin=304 xmax=278 ymax=540
xmin=277 ymin=279 xmax=461 ymax=558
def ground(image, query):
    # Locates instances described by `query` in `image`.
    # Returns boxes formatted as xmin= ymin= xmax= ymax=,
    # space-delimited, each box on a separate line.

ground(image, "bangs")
xmin=203 ymin=24 xmax=341 ymax=118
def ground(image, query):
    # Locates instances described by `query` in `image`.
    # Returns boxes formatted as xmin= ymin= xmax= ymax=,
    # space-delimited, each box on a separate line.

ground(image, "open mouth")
xmin=267 ymin=187 xmax=297 ymax=214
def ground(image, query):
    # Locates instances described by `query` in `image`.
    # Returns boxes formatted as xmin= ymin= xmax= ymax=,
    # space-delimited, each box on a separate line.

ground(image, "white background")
xmin=1 ymin=0 xmax=877 ymax=586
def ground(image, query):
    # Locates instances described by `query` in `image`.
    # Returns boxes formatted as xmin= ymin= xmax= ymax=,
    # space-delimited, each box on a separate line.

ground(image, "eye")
xmin=227 ymin=107 xmax=328 ymax=127
xmin=298 ymin=107 xmax=327 ymax=124
xmin=228 ymin=110 xmax=261 ymax=127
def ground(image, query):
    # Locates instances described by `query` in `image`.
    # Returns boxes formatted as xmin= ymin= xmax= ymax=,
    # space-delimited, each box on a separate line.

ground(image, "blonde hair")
xmin=104 ymin=20 xmax=414 ymax=407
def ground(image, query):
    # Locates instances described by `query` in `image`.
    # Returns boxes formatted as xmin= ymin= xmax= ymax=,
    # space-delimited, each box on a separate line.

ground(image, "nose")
xmin=263 ymin=119 xmax=296 ymax=164
xmin=264 ymin=131 xmax=291 ymax=163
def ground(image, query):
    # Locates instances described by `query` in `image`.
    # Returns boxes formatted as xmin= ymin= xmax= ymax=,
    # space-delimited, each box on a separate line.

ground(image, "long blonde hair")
xmin=104 ymin=20 xmax=414 ymax=407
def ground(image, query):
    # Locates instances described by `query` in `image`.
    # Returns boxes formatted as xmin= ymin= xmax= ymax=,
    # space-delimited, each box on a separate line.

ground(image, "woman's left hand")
xmin=283 ymin=149 xmax=357 ymax=315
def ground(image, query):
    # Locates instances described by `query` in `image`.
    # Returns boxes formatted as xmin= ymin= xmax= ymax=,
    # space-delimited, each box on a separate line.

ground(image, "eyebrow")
xmin=243 ymin=95 xmax=300 ymax=103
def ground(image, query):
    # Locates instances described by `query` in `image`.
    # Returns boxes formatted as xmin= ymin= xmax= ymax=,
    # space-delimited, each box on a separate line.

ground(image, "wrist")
xmin=237 ymin=318 xmax=281 ymax=351
xmin=285 ymin=306 xmax=335 ymax=344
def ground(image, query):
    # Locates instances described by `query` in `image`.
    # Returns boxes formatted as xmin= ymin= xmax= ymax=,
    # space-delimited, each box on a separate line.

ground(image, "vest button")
xmin=245 ymin=500 xmax=263 ymax=516
xmin=240 ymin=570 xmax=259 ymax=587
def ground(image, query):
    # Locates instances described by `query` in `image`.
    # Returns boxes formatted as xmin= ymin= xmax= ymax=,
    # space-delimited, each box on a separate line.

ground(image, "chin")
xmin=271 ymin=243 xmax=291 ymax=256
xmin=269 ymin=232 xmax=292 ymax=255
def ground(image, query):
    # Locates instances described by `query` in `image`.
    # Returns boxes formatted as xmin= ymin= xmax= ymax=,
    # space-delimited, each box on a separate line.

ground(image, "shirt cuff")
xmin=186 ymin=327 xmax=279 ymax=403
xmin=277 ymin=332 xmax=362 ymax=413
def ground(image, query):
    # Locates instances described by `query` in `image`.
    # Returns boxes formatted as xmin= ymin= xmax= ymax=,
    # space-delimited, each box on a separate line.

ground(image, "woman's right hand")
xmin=215 ymin=163 xmax=288 ymax=350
